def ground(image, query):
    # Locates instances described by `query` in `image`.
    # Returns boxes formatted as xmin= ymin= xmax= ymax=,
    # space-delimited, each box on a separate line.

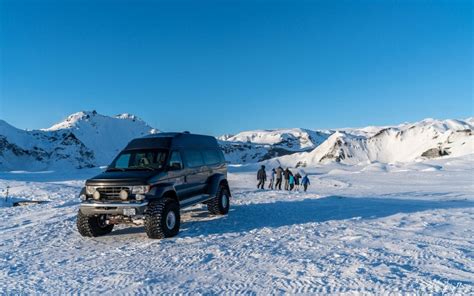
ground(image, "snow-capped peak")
xmin=0 ymin=111 xmax=160 ymax=170
xmin=45 ymin=111 xmax=158 ymax=165
xmin=44 ymin=111 xmax=97 ymax=131
xmin=44 ymin=110 xmax=154 ymax=131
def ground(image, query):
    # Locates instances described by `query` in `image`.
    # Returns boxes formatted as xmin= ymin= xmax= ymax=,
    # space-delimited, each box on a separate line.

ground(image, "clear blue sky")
xmin=1 ymin=0 xmax=472 ymax=135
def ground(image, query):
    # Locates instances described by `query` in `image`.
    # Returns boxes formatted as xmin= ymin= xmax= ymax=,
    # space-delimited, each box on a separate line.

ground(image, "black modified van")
xmin=77 ymin=132 xmax=230 ymax=239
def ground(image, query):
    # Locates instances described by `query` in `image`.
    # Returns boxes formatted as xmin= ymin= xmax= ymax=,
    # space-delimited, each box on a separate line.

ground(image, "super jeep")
xmin=76 ymin=132 xmax=231 ymax=239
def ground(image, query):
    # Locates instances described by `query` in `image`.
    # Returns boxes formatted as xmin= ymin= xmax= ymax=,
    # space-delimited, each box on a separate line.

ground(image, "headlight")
xmin=93 ymin=191 xmax=101 ymax=200
xmin=131 ymin=185 xmax=150 ymax=194
xmin=86 ymin=186 xmax=96 ymax=195
xmin=119 ymin=190 xmax=129 ymax=201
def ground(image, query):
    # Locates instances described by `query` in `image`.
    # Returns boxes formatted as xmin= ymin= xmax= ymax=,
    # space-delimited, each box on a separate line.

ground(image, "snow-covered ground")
xmin=0 ymin=157 xmax=473 ymax=294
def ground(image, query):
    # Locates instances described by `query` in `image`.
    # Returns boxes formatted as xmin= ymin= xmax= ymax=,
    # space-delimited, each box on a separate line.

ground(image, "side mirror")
xmin=168 ymin=162 xmax=182 ymax=171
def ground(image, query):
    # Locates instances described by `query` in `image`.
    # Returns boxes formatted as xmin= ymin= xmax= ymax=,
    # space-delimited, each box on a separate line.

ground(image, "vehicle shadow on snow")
xmin=106 ymin=196 xmax=473 ymax=238
xmin=178 ymin=196 xmax=474 ymax=238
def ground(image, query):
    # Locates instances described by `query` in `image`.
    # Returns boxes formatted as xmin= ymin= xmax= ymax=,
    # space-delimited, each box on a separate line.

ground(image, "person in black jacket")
xmin=284 ymin=168 xmax=293 ymax=190
xmin=257 ymin=165 xmax=267 ymax=189
xmin=294 ymin=172 xmax=302 ymax=191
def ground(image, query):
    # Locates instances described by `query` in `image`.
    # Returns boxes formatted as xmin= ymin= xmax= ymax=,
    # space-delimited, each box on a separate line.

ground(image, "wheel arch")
xmin=207 ymin=174 xmax=231 ymax=197
xmin=147 ymin=184 xmax=179 ymax=201
xmin=162 ymin=190 xmax=179 ymax=201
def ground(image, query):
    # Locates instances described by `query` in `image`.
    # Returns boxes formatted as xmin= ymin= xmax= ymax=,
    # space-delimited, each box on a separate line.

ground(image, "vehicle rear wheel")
xmin=207 ymin=184 xmax=230 ymax=215
xmin=76 ymin=210 xmax=114 ymax=237
xmin=145 ymin=198 xmax=180 ymax=239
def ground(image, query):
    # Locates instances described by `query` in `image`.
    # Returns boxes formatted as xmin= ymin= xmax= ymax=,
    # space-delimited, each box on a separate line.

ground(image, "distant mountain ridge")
xmin=0 ymin=111 xmax=472 ymax=171
xmin=218 ymin=128 xmax=331 ymax=163
xmin=266 ymin=118 xmax=473 ymax=168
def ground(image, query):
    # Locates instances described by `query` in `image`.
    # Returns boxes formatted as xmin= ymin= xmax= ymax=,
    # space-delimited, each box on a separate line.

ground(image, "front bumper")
xmin=79 ymin=200 xmax=149 ymax=216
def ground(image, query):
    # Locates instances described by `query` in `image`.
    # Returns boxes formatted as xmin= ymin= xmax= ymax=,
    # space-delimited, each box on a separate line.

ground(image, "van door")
xmin=167 ymin=150 xmax=189 ymax=199
xmin=182 ymin=149 xmax=207 ymax=197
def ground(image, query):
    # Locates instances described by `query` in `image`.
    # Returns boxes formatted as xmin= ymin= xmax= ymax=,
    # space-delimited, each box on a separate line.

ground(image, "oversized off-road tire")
xmin=76 ymin=210 xmax=114 ymax=237
xmin=145 ymin=198 xmax=180 ymax=239
xmin=207 ymin=184 xmax=230 ymax=215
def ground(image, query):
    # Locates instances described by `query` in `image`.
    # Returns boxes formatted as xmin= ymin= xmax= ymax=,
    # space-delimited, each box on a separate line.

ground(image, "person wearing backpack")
xmin=301 ymin=175 xmax=310 ymax=192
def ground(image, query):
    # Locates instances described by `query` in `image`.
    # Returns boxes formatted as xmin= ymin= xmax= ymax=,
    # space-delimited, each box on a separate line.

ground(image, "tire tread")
xmin=207 ymin=185 xmax=230 ymax=215
xmin=76 ymin=210 xmax=114 ymax=237
xmin=145 ymin=198 xmax=180 ymax=239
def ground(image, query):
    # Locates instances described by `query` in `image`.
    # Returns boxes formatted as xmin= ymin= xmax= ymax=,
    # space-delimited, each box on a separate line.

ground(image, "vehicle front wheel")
xmin=145 ymin=198 xmax=180 ymax=239
xmin=76 ymin=210 xmax=114 ymax=237
xmin=207 ymin=184 xmax=230 ymax=215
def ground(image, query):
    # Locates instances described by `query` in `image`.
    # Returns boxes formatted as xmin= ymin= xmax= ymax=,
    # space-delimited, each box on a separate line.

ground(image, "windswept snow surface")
xmin=0 ymin=157 xmax=473 ymax=294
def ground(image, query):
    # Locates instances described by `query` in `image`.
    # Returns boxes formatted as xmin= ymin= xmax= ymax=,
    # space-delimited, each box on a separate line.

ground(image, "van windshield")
xmin=108 ymin=149 xmax=168 ymax=171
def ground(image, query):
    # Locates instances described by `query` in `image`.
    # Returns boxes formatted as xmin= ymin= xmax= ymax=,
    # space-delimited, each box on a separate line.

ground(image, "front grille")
xmin=96 ymin=186 xmax=131 ymax=200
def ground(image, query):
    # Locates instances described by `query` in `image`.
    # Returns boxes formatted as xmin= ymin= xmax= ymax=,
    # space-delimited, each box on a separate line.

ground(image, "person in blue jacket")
xmin=301 ymin=175 xmax=310 ymax=192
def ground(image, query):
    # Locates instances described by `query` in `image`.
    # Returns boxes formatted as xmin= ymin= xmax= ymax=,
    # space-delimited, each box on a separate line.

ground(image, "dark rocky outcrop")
xmin=421 ymin=147 xmax=450 ymax=158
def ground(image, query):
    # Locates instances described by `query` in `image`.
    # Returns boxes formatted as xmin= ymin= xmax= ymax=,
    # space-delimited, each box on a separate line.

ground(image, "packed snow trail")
xmin=0 ymin=158 xmax=473 ymax=294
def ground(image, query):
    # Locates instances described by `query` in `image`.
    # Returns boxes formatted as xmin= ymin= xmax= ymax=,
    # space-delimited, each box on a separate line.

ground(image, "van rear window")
xmin=202 ymin=150 xmax=222 ymax=165
xmin=183 ymin=150 xmax=204 ymax=167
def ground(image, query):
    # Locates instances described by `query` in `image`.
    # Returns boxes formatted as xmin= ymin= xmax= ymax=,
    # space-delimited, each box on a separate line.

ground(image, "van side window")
xmin=169 ymin=151 xmax=183 ymax=169
xmin=183 ymin=150 xmax=204 ymax=168
xmin=202 ymin=149 xmax=221 ymax=165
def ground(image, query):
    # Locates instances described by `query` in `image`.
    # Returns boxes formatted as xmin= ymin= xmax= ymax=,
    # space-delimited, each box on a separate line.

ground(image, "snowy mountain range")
xmin=218 ymin=128 xmax=331 ymax=163
xmin=0 ymin=111 xmax=472 ymax=171
xmin=267 ymin=118 xmax=474 ymax=168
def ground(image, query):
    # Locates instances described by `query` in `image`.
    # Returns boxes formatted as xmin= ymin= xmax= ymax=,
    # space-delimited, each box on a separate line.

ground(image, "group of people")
xmin=257 ymin=165 xmax=310 ymax=192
